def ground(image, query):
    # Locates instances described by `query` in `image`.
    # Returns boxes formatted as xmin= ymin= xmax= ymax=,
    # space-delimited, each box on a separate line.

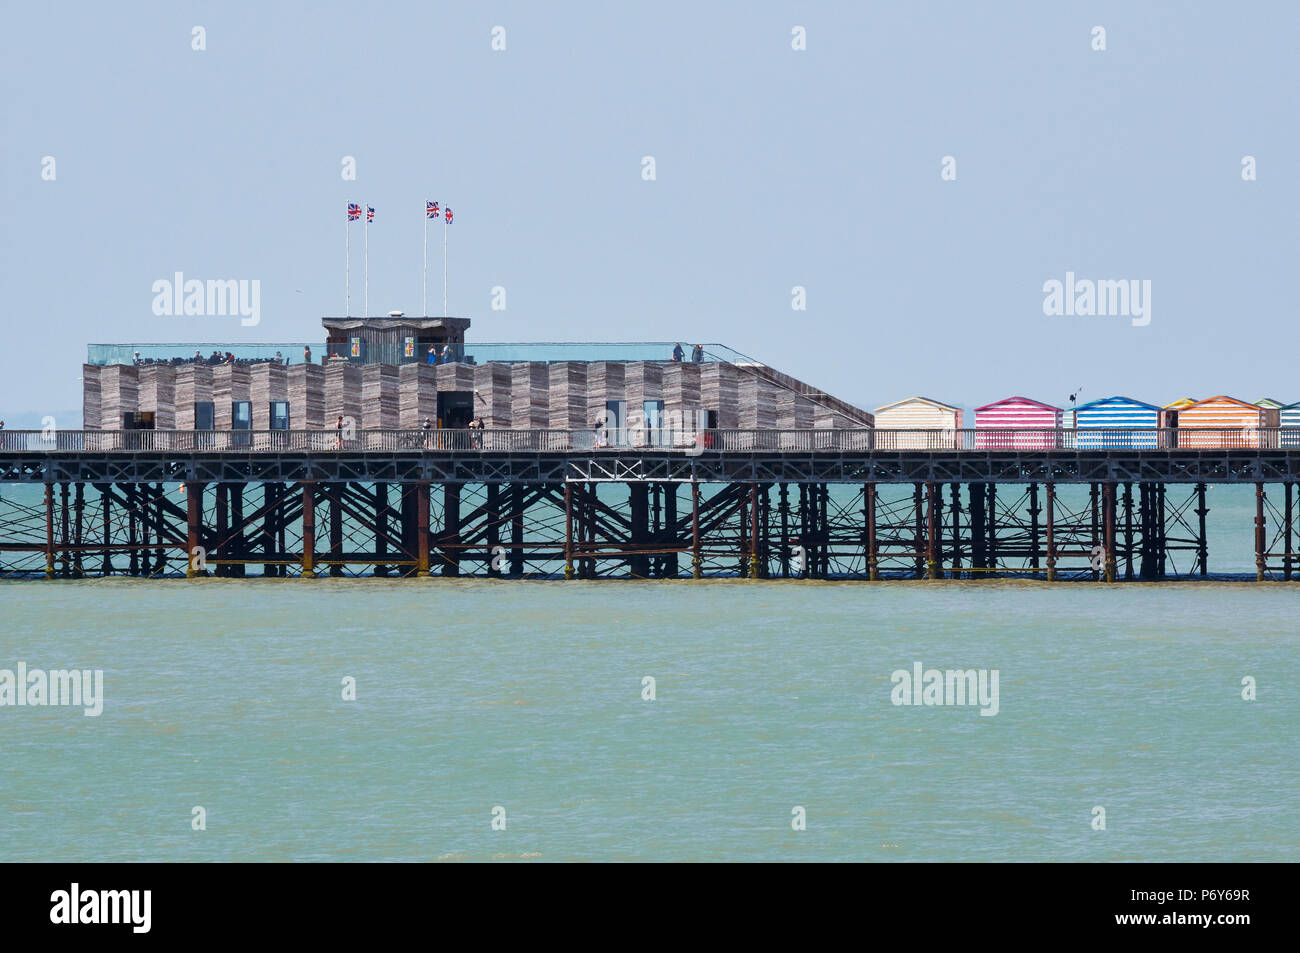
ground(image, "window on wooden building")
xmin=270 ymin=401 xmax=290 ymax=431
xmin=194 ymin=401 xmax=215 ymax=431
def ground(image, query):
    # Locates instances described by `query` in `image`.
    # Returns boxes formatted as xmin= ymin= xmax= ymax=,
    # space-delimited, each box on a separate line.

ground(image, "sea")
xmin=0 ymin=483 xmax=1296 ymax=861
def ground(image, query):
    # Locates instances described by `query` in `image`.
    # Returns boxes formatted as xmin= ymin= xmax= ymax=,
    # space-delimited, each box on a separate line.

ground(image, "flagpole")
xmin=364 ymin=204 xmax=369 ymax=318
xmin=443 ymin=214 xmax=448 ymax=317
xmin=423 ymin=208 xmax=428 ymax=316
xmin=345 ymin=215 xmax=351 ymax=317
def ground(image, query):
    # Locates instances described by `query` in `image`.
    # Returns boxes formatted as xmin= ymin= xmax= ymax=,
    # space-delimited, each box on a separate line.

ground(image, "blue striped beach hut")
xmin=1074 ymin=396 xmax=1159 ymax=449
xmin=1281 ymin=401 xmax=1300 ymax=448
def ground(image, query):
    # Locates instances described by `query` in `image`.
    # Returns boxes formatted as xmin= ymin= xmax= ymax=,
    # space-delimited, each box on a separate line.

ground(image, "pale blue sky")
xmin=2 ymin=1 xmax=1296 ymax=426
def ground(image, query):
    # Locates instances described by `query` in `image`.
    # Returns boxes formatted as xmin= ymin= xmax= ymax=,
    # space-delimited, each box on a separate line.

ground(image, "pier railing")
xmin=1 ymin=428 xmax=1297 ymax=453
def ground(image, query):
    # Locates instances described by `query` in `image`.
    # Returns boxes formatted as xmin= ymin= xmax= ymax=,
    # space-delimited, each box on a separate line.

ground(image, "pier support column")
xmin=866 ymin=482 xmax=879 ymax=581
xmin=691 ymin=481 xmax=701 ymax=579
xmin=1045 ymin=482 xmax=1056 ymax=582
xmin=486 ymin=483 xmax=501 ymax=578
xmin=229 ymin=482 xmax=245 ymax=578
xmin=912 ymin=483 xmax=924 ymax=577
xmin=563 ymin=482 xmax=575 ymax=580
xmin=748 ymin=483 xmax=760 ymax=579
xmin=1284 ymin=483 xmax=1293 ymax=582
xmin=925 ymin=481 xmax=939 ymax=579
xmin=948 ymin=483 xmax=963 ymax=579
xmin=1255 ymin=482 xmax=1266 ymax=582
xmin=442 ymin=483 xmax=461 ymax=577
xmin=186 ymin=481 xmax=203 ymax=577
xmin=986 ymin=484 xmax=998 ymax=574
xmin=1102 ymin=482 xmax=1117 ymax=583
xmin=664 ymin=484 xmax=679 ymax=578
xmin=44 ymin=481 xmax=54 ymax=579
xmin=1195 ymin=482 xmax=1209 ymax=578
xmin=72 ymin=483 xmax=83 ymax=572
xmin=969 ymin=483 xmax=986 ymax=575
xmin=416 ymin=482 xmax=430 ymax=577
xmin=629 ymin=483 xmax=650 ymax=578
xmin=327 ymin=483 xmax=343 ymax=577
xmin=1027 ymin=483 xmax=1040 ymax=571
xmin=510 ymin=483 xmax=525 ymax=576
xmin=1122 ymin=483 xmax=1135 ymax=580
xmin=779 ymin=483 xmax=791 ymax=578
xmin=1089 ymin=483 xmax=1100 ymax=582
xmin=300 ymin=482 xmax=316 ymax=578
xmin=214 ymin=483 xmax=227 ymax=578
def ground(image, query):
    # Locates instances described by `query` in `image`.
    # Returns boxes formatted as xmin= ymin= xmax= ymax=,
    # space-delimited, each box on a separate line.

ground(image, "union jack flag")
xmin=347 ymin=203 xmax=361 ymax=221
xmin=366 ymin=206 xmax=374 ymax=223
xmin=426 ymin=201 xmax=439 ymax=219
xmin=444 ymin=207 xmax=453 ymax=224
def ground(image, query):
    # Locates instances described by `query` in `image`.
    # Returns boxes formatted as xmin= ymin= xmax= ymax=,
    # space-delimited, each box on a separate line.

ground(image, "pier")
xmin=1 ymin=428 xmax=1297 ymax=581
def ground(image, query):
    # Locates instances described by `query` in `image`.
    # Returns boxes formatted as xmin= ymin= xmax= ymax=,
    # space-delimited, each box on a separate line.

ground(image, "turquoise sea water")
xmin=1 ymin=578 xmax=1296 ymax=861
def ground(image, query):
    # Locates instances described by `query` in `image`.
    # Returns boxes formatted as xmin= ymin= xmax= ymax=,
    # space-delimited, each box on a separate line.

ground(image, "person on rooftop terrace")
xmin=671 ymin=343 xmax=684 ymax=362
xmin=427 ymin=346 xmax=438 ymax=365
xmin=692 ymin=344 xmax=704 ymax=362
xmin=303 ymin=345 xmax=312 ymax=365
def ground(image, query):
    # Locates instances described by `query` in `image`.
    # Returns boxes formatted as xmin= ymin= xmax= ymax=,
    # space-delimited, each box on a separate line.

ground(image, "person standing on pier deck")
xmin=335 ymin=415 xmax=345 ymax=450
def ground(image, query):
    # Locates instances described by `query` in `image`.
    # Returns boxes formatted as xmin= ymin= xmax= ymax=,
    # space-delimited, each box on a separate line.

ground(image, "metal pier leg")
xmin=375 ymin=482 xmax=389 ymax=576
xmin=749 ymin=483 xmax=760 ymax=579
xmin=925 ymin=481 xmax=939 ymax=579
xmin=1089 ymin=483 xmax=1100 ymax=582
xmin=229 ymin=482 xmax=244 ymax=578
xmin=1103 ymin=482 xmax=1117 ymax=583
xmin=443 ymin=482 xmax=461 ymax=577
xmin=866 ymin=482 xmax=879 ymax=581
xmin=213 ymin=483 xmax=226 ymax=578
xmin=972 ymin=483 xmax=987 ymax=572
xmin=779 ymin=482 xmax=790 ymax=578
xmin=691 ymin=481 xmax=702 ymax=579
xmin=949 ymin=482 xmax=962 ymax=579
xmin=1195 ymin=482 xmax=1209 ymax=578
xmin=416 ymin=481 xmax=431 ymax=577
xmin=912 ymin=483 xmax=924 ymax=577
xmin=1122 ymin=483 xmax=1135 ymax=580
xmin=327 ymin=483 xmax=343 ymax=577
xmin=510 ymin=483 xmax=525 ymax=577
xmin=629 ymin=483 xmax=650 ymax=578
xmin=1255 ymin=481 xmax=1266 ymax=582
xmin=300 ymin=482 xmax=316 ymax=578
xmin=664 ymin=483 xmax=679 ymax=578
xmin=1028 ymin=482 xmax=1040 ymax=572
xmin=98 ymin=483 xmax=111 ymax=576
xmin=139 ymin=482 xmax=151 ymax=578
xmin=44 ymin=481 xmax=54 ymax=580
xmin=73 ymin=482 xmax=84 ymax=577
xmin=1284 ymin=483 xmax=1293 ymax=582
xmin=986 ymin=483 xmax=998 ymax=575
xmin=186 ymin=481 xmax=203 ymax=577
xmin=486 ymin=483 xmax=501 ymax=578
xmin=1045 ymin=482 xmax=1056 ymax=582
xmin=563 ymin=482 xmax=575 ymax=580
xmin=59 ymin=482 xmax=70 ymax=578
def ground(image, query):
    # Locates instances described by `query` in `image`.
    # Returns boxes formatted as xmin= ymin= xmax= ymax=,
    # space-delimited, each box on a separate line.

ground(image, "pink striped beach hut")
xmin=974 ymin=396 xmax=1062 ymax=450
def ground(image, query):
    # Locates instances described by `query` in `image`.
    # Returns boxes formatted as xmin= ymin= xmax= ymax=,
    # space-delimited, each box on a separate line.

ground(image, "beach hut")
xmin=1159 ymin=398 xmax=1196 ymax=446
xmin=1280 ymin=401 xmax=1300 ymax=448
xmin=1074 ymin=396 xmax=1159 ymax=449
xmin=872 ymin=397 xmax=963 ymax=449
xmin=1176 ymin=396 xmax=1279 ymax=448
xmin=974 ymin=396 xmax=1062 ymax=450
xmin=1255 ymin=398 xmax=1285 ymax=410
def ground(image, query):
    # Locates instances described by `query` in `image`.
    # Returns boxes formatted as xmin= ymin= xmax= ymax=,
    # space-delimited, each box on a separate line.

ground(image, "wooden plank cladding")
xmin=474 ymin=363 xmax=513 ymax=429
xmin=511 ymin=363 xmax=550 ymax=430
xmin=397 ymin=364 xmax=437 ymax=428
xmin=78 ymin=355 xmax=876 ymax=434
xmin=361 ymin=364 xmax=400 ymax=430
xmin=549 ymin=362 xmax=589 ymax=430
